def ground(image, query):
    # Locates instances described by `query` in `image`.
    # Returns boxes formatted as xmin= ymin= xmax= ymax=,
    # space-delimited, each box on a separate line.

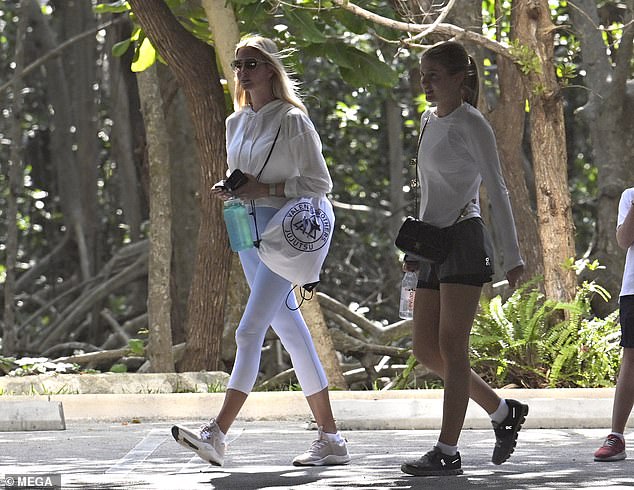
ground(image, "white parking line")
xmin=176 ymin=455 xmax=209 ymax=474
xmin=106 ymin=428 xmax=167 ymax=475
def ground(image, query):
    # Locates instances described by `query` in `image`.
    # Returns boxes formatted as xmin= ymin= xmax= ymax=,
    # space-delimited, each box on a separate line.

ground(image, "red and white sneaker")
xmin=594 ymin=434 xmax=626 ymax=462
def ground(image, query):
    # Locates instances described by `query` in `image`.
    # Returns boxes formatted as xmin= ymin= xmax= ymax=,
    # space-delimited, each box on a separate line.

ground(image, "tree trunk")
xmin=137 ymin=64 xmax=175 ymax=373
xmin=487 ymin=0 xmax=543 ymax=285
xmin=157 ymin=63 xmax=201 ymax=346
xmin=386 ymin=97 xmax=405 ymax=237
xmin=57 ymin=0 xmax=99 ymax=278
xmin=448 ymin=0 xmax=543 ymax=288
xmin=515 ymin=0 xmax=577 ymax=302
xmin=129 ymin=0 xmax=231 ymax=371
xmin=300 ymin=291 xmax=348 ymax=390
xmin=570 ymin=0 xmax=634 ymax=314
xmin=2 ymin=1 xmax=28 ymax=356
xmin=200 ymin=0 xmax=240 ymax=99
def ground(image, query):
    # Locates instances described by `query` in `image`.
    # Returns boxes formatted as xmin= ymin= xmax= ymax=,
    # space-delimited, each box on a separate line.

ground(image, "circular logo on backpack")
xmin=282 ymin=202 xmax=331 ymax=252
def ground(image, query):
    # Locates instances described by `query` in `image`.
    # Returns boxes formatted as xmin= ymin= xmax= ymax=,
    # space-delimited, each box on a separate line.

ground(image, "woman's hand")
xmin=211 ymin=174 xmax=268 ymax=201
xmin=211 ymin=181 xmax=233 ymax=201
xmin=506 ymin=264 xmax=524 ymax=289
xmin=232 ymin=173 xmax=268 ymax=200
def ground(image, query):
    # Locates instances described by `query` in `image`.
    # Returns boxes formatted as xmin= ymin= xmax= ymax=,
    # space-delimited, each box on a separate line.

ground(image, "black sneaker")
xmin=401 ymin=447 xmax=463 ymax=476
xmin=491 ymin=399 xmax=529 ymax=465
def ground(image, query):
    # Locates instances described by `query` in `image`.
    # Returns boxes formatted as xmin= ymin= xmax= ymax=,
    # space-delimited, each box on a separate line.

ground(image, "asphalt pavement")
xmin=2 ymin=420 xmax=634 ymax=489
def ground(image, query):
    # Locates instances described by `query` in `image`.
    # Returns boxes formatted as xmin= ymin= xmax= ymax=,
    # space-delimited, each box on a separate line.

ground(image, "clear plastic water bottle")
xmin=223 ymin=198 xmax=254 ymax=252
xmin=399 ymin=271 xmax=418 ymax=319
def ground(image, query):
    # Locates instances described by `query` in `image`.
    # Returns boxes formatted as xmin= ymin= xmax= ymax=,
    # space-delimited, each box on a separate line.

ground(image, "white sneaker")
xmin=292 ymin=428 xmax=350 ymax=466
xmin=171 ymin=420 xmax=225 ymax=466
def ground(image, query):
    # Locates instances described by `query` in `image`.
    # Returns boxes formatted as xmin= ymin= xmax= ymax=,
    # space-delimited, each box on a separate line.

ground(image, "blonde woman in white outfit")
xmin=171 ymin=35 xmax=349 ymax=467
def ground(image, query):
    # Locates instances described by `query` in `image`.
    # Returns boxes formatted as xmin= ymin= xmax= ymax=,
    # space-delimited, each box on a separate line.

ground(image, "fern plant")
xmin=389 ymin=268 xmax=622 ymax=390
xmin=544 ymin=281 xmax=620 ymax=387
xmin=471 ymin=276 xmax=621 ymax=389
xmin=471 ymin=277 xmax=572 ymax=387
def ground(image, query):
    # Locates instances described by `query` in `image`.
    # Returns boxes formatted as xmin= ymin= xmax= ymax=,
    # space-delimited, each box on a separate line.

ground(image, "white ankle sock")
xmin=212 ymin=421 xmax=227 ymax=442
xmin=490 ymin=399 xmax=509 ymax=424
xmin=611 ymin=432 xmax=625 ymax=442
xmin=322 ymin=430 xmax=344 ymax=443
xmin=435 ymin=441 xmax=458 ymax=456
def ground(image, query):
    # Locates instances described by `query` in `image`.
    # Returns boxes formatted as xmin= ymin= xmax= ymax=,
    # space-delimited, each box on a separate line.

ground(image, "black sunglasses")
xmin=230 ymin=58 xmax=268 ymax=72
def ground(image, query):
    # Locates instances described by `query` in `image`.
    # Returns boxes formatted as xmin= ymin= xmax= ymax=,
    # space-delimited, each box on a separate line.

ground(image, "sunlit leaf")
xmin=131 ymin=36 xmax=156 ymax=72
xmin=94 ymin=1 xmax=130 ymax=14
xmin=112 ymin=38 xmax=131 ymax=57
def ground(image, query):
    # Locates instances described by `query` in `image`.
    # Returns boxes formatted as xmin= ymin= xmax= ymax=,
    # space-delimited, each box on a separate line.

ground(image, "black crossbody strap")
xmin=412 ymin=116 xmax=430 ymax=216
xmin=255 ymin=122 xmax=283 ymax=182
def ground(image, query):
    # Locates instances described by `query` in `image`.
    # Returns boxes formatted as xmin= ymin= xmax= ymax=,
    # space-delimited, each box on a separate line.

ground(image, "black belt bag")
xmin=395 ymin=218 xmax=452 ymax=263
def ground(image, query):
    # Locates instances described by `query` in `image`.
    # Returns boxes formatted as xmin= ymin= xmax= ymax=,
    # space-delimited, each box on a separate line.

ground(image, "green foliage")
xmin=546 ymin=309 xmax=621 ymax=388
xmin=389 ymin=354 xmax=418 ymax=390
xmin=95 ymin=1 xmax=210 ymax=71
xmin=206 ymin=381 xmax=227 ymax=393
xmin=109 ymin=363 xmax=128 ymax=373
xmin=284 ymin=8 xmax=327 ymax=43
xmin=386 ymin=353 xmax=443 ymax=390
xmin=0 ymin=356 xmax=17 ymax=375
xmin=128 ymin=338 xmax=145 ymax=356
xmin=482 ymin=0 xmax=512 ymax=43
xmin=471 ymin=277 xmax=570 ymax=387
xmin=231 ymin=0 xmax=401 ymax=89
xmin=94 ymin=1 xmax=130 ymax=15
xmin=508 ymin=39 xmax=543 ymax=76
xmin=131 ymin=35 xmax=156 ymax=72
xmin=556 ymin=63 xmax=577 ymax=86
xmin=471 ymin=275 xmax=621 ymax=388
xmin=305 ymin=41 xmax=399 ymax=88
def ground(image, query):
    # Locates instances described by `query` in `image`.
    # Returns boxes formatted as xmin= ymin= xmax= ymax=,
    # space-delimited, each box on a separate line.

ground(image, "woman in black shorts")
xmin=400 ymin=41 xmax=527 ymax=477
xmin=593 ymin=187 xmax=634 ymax=461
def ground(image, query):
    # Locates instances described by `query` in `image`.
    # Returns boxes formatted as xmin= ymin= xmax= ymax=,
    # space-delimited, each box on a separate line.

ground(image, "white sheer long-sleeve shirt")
xmin=416 ymin=103 xmax=524 ymax=272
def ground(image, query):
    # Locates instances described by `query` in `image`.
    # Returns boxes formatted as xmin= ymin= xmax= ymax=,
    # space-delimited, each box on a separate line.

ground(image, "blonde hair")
xmin=233 ymin=35 xmax=307 ymax=114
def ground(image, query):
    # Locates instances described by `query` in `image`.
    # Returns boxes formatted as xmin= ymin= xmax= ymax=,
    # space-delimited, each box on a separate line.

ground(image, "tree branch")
xmin=331 ymin=0 xmax=515 ymax=61
xmin=317 ymin=292 xmax=411 ymax=343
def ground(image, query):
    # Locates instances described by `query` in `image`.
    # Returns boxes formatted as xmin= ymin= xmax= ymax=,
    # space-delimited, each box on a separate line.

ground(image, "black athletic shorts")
xmin=620 ymin=295 xmax=634 ymax=348
xmin=417 ymin=217 xmax=495 ymax=290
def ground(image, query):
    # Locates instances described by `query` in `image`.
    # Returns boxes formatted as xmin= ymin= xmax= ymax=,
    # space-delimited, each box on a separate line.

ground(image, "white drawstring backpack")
xmin=257 ymin=195 xmax=335 ymax=291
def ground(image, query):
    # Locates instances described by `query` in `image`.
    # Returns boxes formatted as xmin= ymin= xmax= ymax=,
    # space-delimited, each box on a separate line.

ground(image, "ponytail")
xmin=463 ymin=55 xmax=479 ymax=108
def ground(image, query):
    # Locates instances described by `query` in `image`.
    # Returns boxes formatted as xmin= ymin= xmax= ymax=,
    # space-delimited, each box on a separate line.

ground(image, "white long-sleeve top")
xmin=417 ymin=103 xmax=524 ymax=272
xmin=226 ymin=99 xmax=332 ymax=208
xmin=618 ymin=187 xmax=634 ymax=297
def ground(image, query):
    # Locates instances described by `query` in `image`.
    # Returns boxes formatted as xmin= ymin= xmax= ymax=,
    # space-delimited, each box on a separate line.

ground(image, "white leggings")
xmin=226 ymin=206 xmax=328 ymax=397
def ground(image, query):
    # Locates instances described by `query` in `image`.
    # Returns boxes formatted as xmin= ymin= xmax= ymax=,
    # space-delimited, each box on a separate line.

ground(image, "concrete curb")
xmin=0 ymin=399 xmax=66 ymax=431
xmin=0 ymin=388 xmax=623 ymax=430
xmin=0 ymin=371 xmax=229 ymax=395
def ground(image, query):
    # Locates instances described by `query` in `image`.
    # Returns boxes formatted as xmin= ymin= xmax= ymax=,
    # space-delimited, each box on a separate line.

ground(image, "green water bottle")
xmin=223 ymin=198 xmax=254 ymax=252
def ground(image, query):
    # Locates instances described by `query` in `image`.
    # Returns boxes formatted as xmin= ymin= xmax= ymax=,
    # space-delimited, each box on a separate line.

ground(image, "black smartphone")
xmin=225 ymin=169 xmax=248 ymax=191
